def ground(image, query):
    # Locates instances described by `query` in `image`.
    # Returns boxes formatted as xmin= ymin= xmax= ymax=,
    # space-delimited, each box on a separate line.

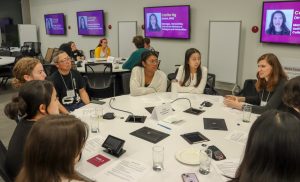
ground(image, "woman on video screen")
xmin=266 ymin=10 xmax=290 ymax=35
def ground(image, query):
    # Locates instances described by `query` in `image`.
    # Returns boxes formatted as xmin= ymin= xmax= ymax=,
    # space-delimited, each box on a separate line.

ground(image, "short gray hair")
xmin=52 ymin=50 xmax=66 ymax=63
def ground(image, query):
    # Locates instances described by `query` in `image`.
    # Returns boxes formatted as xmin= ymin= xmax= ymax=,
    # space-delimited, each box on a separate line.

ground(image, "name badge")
xmin=67 ymin=89 xmax=75 ymax=97
xmin=260 ymin=100 xmax=267 ymax=106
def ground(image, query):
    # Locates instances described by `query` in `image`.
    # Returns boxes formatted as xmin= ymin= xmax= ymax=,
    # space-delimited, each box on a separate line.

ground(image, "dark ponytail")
xmin=4 ymin=96 xmax=27 ymax=120
xmin=4 ymin=80 xmax=54 ymax=120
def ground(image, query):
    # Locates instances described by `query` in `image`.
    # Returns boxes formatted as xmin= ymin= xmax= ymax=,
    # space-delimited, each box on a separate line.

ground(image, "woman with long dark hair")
xmin=4 ymin=80 xmax=59 ymax=179
xmin=130 ymin=51 xmax=167 ymax=96
xmin=147 ymin=14 xmax=161 ymax=32
xmin=229 ymin=110 xmax=300 ymax=182
xmin=266 ymin=10 xmax=291 ymax=35
xmin=224 ymin=53 xmax=288 ymax=114
xmin=15 ymin=115 xmax=89 ymax=182
xmin=172 ymin=48 xmax=207 ymax=94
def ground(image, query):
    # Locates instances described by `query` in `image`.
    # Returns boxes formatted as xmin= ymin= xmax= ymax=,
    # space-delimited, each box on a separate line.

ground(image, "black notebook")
xmin=130 ymin=127 xmax=170 ymax=144
xmin=181 ymin=132 xmax=209 ymax=144
xmin=203 ymin=118 xmax=228 ymax=131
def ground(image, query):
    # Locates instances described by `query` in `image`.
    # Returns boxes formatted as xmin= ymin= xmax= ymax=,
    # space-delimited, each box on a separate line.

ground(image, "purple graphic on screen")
xmin=261 ymin=1 xmax=300 ymax=45
xmin=77 ymin=10 xmax=105 ymax=36
xmin=144 ymin=5 xmax=190 ymax=39
xmin=44 ymin=13 xmax=65 ymax=35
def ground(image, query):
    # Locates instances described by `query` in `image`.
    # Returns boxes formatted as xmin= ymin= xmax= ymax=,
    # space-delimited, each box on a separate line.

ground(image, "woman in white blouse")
xmin=172 ymin=48 xmax=207 ymax=94
xmin=130 ymin=51 xmax=167 ymax=96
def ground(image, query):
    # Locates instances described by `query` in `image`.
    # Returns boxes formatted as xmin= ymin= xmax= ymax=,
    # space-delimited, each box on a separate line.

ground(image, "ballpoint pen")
xmin=157 ymin=123 xmax=172 ymax=130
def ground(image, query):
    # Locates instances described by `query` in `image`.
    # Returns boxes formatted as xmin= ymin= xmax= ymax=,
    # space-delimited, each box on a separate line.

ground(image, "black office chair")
xmin=0 ymin=140 xmax=12 ymax=182
xmin=204 ymin=73 xmax=219 ymax=95
xmin=84 ymin=62 xmax=115 ymax=99
xmin=121 ymin=72 xmax=131 ymax=95
xmin=0 ymin=47 xmax=11 ymax=56
xmin=21 ymin=42 xmax=42 ymax=57
xmin=237 ymin=79 xmax=258 ymax=97
xmin=167 ymin=65 xmax=180 ymax=91
xmin=43 ymin=64 xmax=58 ymax=77
xmin=90 ymin=49 xmax=95 ymax=58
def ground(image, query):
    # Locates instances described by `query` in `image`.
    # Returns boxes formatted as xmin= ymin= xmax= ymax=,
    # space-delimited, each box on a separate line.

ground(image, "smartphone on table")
xmin=182 ymin=173 xmax=199 ymax=182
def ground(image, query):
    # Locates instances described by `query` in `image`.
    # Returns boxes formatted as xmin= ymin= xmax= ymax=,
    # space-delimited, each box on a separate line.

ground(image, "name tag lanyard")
xmin=59 ymin=71 xmax=76 ymax=97
xmin=260 ymin=90 xmax=270 ymax=106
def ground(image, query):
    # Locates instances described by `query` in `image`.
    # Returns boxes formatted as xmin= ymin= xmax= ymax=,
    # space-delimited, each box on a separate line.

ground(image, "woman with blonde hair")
xmin=12 ymin=57 xmax=46 ymax=88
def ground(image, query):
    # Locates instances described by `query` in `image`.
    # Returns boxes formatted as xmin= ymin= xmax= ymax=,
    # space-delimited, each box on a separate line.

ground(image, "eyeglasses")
xmin=146 ymin=60 xmax=160 ymax=65
xmin=58 ymin=57 xmax=72 ymax=64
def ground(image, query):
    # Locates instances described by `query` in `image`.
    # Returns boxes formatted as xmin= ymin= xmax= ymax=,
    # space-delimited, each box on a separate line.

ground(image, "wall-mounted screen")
xmin=144 ymin=5 xmax=190 ymax=39
xmin=44 ymin=13 xmax=66 ymax=35
xmin=77 ymin=10 xmax=105 ymax=36
xmin=261 ymin=1 xmax=300 ymax=45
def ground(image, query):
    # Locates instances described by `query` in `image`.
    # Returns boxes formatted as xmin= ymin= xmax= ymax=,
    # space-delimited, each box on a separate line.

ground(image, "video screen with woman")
xmin=260 ymin=1 xmax=300 ymax=45
xmin=147 ymin=13 xmax=161 ymax=32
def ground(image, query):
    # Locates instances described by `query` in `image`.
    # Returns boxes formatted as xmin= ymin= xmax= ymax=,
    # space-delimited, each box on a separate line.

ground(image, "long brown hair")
xmin=16 ymin=115 xmax=89 ymax=182
xmin=12 ymin=57 xmax=41 ymax=88
xmin=255 ymin=53 xmax=287 ymax=92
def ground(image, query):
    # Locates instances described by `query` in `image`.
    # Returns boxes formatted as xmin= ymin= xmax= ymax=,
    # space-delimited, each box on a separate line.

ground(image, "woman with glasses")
xmin=172 ymin=48 xmax=207 ymax=94
xmin=130 ymin=51 xmax=167 ymax=96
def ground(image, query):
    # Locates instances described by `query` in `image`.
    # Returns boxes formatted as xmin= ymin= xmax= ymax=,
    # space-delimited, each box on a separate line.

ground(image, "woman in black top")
xmin=69 ymin=41 xmax=85 ymax=61
xmin=282 ymin=76 xmax=300 ymax=120
xmin=224 ymin=53 xmax=288 ymax=114
xmin=4 ymin=80 xmax=59 ymax=179
xmin=229 ymin=110 xmax=300 ymax=182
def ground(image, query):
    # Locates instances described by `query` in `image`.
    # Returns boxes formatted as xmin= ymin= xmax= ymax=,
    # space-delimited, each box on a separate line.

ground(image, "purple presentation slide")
xmin=261 ymin=1 xmax=300 ymax=45
xmin=44 ymin=13 xmax=65 ymax=35
xmin=77 ymin=10 xmax=105 ymax=36
xmin=144 ymin=5 xmax=190 ymax=39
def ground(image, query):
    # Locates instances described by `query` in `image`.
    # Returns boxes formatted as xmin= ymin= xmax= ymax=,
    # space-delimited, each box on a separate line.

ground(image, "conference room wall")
xmin=29 ymin=0 xmax=299 ymax=88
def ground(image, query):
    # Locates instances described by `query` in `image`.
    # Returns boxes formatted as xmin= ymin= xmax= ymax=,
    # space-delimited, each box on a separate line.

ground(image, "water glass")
xmin=242 ymin=105 xmax=252 ymax=123
xmin=199 ymin=149 xmax=212 ymax=175
xmin=152 ymin=146 xmax=164 ymax=172
xmin=90 ymin=113 xmax=99 ymax=133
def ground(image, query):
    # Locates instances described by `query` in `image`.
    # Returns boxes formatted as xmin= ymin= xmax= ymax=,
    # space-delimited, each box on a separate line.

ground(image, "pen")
xmin=157 ymin=123 xmax=172 ymax=130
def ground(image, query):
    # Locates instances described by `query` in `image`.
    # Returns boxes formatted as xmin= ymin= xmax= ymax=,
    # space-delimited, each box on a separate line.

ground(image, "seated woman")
xmin=69 ymin=41 xmax=85 ymax=61
xmin=229 ymin=110 xmax=300 ymax=182
xmin=282 ymin=76 xmax=300 ymax=119
xmin=4 ymin=80 xmax=59 ymax=179
xmin=172 ymin=48 xmax=207 ymax=94
xmin=15 ymin=115 xmax=88 ymax=182
xmin=224 ymin=53 xmax=288 ymax=114
xmin=13 ymin=57 xmax=69 ymax=114
xmin=12 ymin=57 xmax=46 ymax=88
xmin=94 ymin=38 xmax=111 ymax=58
xmin=130 ymin=51 xmax=167 ymax=96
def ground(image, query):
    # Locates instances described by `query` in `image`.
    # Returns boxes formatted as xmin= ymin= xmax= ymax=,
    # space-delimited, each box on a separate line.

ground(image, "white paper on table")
xmin=162 ymin=115 xmax=184 ymax=124
xmin=83 ymin=136 xmax=105 ymax=157
xmin=94 ymin=158 xmax=150 ymax=182
xmin=212 ymin=159 xmax=240 ymax=181
xmin=225 ymin=130 xmax=248 ymax=145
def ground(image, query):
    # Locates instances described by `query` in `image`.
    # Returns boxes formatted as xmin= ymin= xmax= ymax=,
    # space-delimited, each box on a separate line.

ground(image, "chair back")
xmin=44 ymin=48 xmax=55 ymax=63
xmin=0 ymin=140 xmax=12 ymax=182
xmin=238 ymin=79 xmax=257 ymax=97
xmin=90 ymin=49 xmax=95 ymax=58
xmin=85 ymin=62 xmax=112 ymax=74
xmin=0 ymin=47 xmax=11 ymax=56
xmin=121 ymin=72 xmax=131 ymax=95
xmin=84 ymin=63 xmax=115 ymax=99
xmin=204 ymin=73 xmax=218 ymax=95
xmin=43 ymin=64 xmax=58 ymax=77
